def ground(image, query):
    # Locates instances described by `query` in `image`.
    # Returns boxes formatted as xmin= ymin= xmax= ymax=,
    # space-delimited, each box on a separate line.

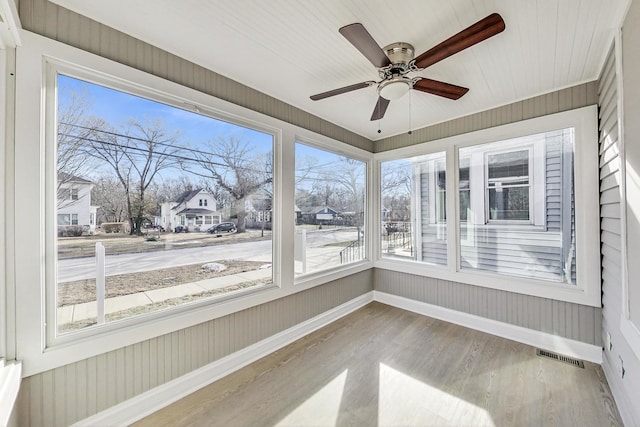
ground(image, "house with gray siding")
xmin=414 ymin=129 xmax=577 ymax=283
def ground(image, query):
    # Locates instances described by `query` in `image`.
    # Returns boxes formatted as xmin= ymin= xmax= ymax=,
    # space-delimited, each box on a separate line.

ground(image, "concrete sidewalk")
xmin=57 ymin=244 xmax=352 ymax=326
xmin=57 ymin=268 xmax=272 ymax=324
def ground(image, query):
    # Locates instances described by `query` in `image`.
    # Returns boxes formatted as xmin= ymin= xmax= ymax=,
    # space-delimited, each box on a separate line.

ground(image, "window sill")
xmin=24 ymin=259 xmax=374 ymax=376
xmin=294 ymin=259 xmax=372 ymax=289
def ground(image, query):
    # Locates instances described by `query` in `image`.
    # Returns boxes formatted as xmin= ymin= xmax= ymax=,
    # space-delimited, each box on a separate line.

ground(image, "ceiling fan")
xmin=310 ymin=13 xmax=505 ymax=121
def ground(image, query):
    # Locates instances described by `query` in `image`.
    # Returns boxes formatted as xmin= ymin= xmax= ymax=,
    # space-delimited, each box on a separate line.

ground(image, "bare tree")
xmin=56 ymin=88 xmax=102 ymax=208
xmin=323 ymin=157 xmax=366 ymax=224
xmin=381 ymin=160 xmax=413 ymax=221
xmin=151 ymin=176 xmax=196 ymax=205
xmin=92 ymin=175 xmax=128 ymax=223
xmin=86 ymin=118 xmax=182 ymax=235
xmin=185 ymin=135 xmax=272 ymax=233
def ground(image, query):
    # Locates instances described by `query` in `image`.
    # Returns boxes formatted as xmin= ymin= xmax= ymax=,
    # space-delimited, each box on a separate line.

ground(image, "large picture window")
xmin=15 ymin=35 xmax=373 ymax=375
xmin=460 ymin=131 xmax=573 ymax=283
xmin=54 ymin=73 xmax=274 ymax=334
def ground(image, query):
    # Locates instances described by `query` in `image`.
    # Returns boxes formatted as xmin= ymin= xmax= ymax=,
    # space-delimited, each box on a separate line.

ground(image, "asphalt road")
xmin=58 ymin=228 xmax=360 ymax=282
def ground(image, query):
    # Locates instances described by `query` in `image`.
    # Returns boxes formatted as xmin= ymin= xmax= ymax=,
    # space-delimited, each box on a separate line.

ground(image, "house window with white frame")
xmin=485 ymin=148 xmax=531 ymax=221
xmin=57 ymin=213 xmax=78 ymax=225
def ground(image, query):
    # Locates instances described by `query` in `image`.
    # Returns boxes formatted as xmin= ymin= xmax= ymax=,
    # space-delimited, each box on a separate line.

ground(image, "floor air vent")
xmin=536 ymin=349 xmax=585 ymax=368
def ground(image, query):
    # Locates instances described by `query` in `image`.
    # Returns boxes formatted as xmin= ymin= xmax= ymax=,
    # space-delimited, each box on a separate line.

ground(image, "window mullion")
xmin=446 ymin=146 xmax=458 ymax=272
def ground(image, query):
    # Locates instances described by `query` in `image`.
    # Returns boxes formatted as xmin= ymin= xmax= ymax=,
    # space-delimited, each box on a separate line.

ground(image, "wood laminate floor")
xmin=134 ymin=302 xmax=622 ymax=427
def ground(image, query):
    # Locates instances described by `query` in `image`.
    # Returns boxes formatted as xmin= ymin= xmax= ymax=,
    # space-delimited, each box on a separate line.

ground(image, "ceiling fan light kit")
xmin=378 ymin=77 xmax=412 ymax=100
xmin=310 ymin=13 xmax=506 ymax=122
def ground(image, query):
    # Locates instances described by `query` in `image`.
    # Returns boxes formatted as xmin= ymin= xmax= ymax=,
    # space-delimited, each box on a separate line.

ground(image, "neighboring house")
xmin=159 ymin=189 xmax=221 ymax=231
xmin=57 ymin=172 xmax=98 ymax=234
xmin=381 ymin=207 xmax=390 ymax=221
xmin=246 ymin=199 xmax=302 ymax=228
xmin=414 ymin=129 xmax=575 ymax=283
xmin=245 ymin=198 xmax=272 ymax=229
xmin=300 ymin=206 xmax=340 ymax=225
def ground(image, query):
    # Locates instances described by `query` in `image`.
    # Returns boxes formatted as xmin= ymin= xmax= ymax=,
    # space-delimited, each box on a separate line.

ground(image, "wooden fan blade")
xmin=339 ymin=23 xmax=392 ymax=68
xmin=413 ymin=78 xmax=469 ymax=100
xmin=370 ymin=96 xmax=390 ymax=121
xmin=414 ymin=13 xmax=505 ymax=69
xmin=310 ymin=81 xmax=375 ymax=101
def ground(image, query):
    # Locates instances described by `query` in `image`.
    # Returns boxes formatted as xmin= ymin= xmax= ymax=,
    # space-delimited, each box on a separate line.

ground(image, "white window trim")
xmin=461 ymin=134 xmax=546 ymax=227
xmin=13 ymin=30 xmax=372 ymax=376
xmin=374 ymin=105 xmax=600 ymax=307
xmin=615 ymin=30 xmax=640 ymax=359
xmin=484 ymin=146 xmax=533 ymax=224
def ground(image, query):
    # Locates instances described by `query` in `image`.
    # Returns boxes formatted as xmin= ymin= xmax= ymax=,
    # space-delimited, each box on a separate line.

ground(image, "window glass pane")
xmin=486 ymin=149 xmax=530 ymax=220
xmin=459 ymin=129 xmax=576 ymax=283
xmin=488 ymin=186 xmax=529 ymax=220
xmin=55 ymin=74 xmax=273 ymax=334
xmin=294 ymin=143 xmax=365 ymax=275
xmin=459 ymin=157 xmax=470 ymax=222
xmin=380 ymin=152 xmax=446 ymax=265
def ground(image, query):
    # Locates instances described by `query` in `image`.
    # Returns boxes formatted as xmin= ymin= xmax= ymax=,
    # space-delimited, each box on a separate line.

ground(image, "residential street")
xmin=58 ymin=228 xmax=360 ymax=282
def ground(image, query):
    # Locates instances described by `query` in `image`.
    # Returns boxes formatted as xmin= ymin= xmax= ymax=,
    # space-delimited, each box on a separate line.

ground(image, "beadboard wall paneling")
xmin=18 ymin=0 xmax=373 ymax=152
xmin=17 ymin=271 xmax=372 ymax=427
xmin=373 ymin=269 xmax=601 ymax=345
xmin=374 ymin=82 xmax=598 ymax=152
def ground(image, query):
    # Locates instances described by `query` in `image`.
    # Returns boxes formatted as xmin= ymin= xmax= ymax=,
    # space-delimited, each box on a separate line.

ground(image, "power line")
xmin=58 ymin=133 xmax=272 ymax=176
xmin=60 ymin=121 xmax=272 ymax=164
xmin=63 ymin=121 xmax=358 ymax=171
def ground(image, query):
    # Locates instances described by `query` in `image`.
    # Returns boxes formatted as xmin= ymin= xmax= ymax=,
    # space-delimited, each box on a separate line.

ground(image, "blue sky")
xmin=58 ymin=73 xmax=362 ymax=186
xmin=58 ymin=74 xmax=273 ymax=151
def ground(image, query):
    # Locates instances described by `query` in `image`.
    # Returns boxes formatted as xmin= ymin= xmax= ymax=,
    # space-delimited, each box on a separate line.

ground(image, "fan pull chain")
xmin=408 ymin=90 xmax=413 ymax=136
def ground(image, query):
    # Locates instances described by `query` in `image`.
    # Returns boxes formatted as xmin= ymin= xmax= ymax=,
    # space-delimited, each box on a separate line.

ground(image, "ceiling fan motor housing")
xmin=383 ymin=42 xmax=415 ymax=67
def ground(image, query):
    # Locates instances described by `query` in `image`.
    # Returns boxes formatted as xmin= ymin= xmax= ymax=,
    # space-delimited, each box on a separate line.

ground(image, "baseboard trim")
xmin=374 ymin=291 xmax=603 ymax=364
xmin=74 ymin=290 xmax=603 ymax=426
xmin=71 ymin=292 xmax=374 ymax=427
xmin=602 ymin=353 xmax=639 ymax=427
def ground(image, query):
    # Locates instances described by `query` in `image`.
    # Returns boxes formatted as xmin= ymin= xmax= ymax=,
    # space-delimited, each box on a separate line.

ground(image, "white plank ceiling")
xmin=50 ymin=0 xmax=629 ymax=140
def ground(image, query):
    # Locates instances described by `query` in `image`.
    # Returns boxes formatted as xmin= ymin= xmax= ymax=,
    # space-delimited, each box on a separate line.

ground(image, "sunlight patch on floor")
xmin=275 ymin=369 xmax=348 ymax=426
xmin=378 ymin=363 xmax=496 ymax=426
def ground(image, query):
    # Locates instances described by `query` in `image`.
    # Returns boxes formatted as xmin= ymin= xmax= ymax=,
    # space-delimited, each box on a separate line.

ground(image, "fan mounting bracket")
xmin=378 ymin=41 xmax=416 ymax=80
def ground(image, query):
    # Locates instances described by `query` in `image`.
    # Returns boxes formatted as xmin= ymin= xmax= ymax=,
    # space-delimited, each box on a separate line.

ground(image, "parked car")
xmin=206 ymin=222 xmax=237 ymax=233
xmin=174 ymin=225 xmax=188 ymax=233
